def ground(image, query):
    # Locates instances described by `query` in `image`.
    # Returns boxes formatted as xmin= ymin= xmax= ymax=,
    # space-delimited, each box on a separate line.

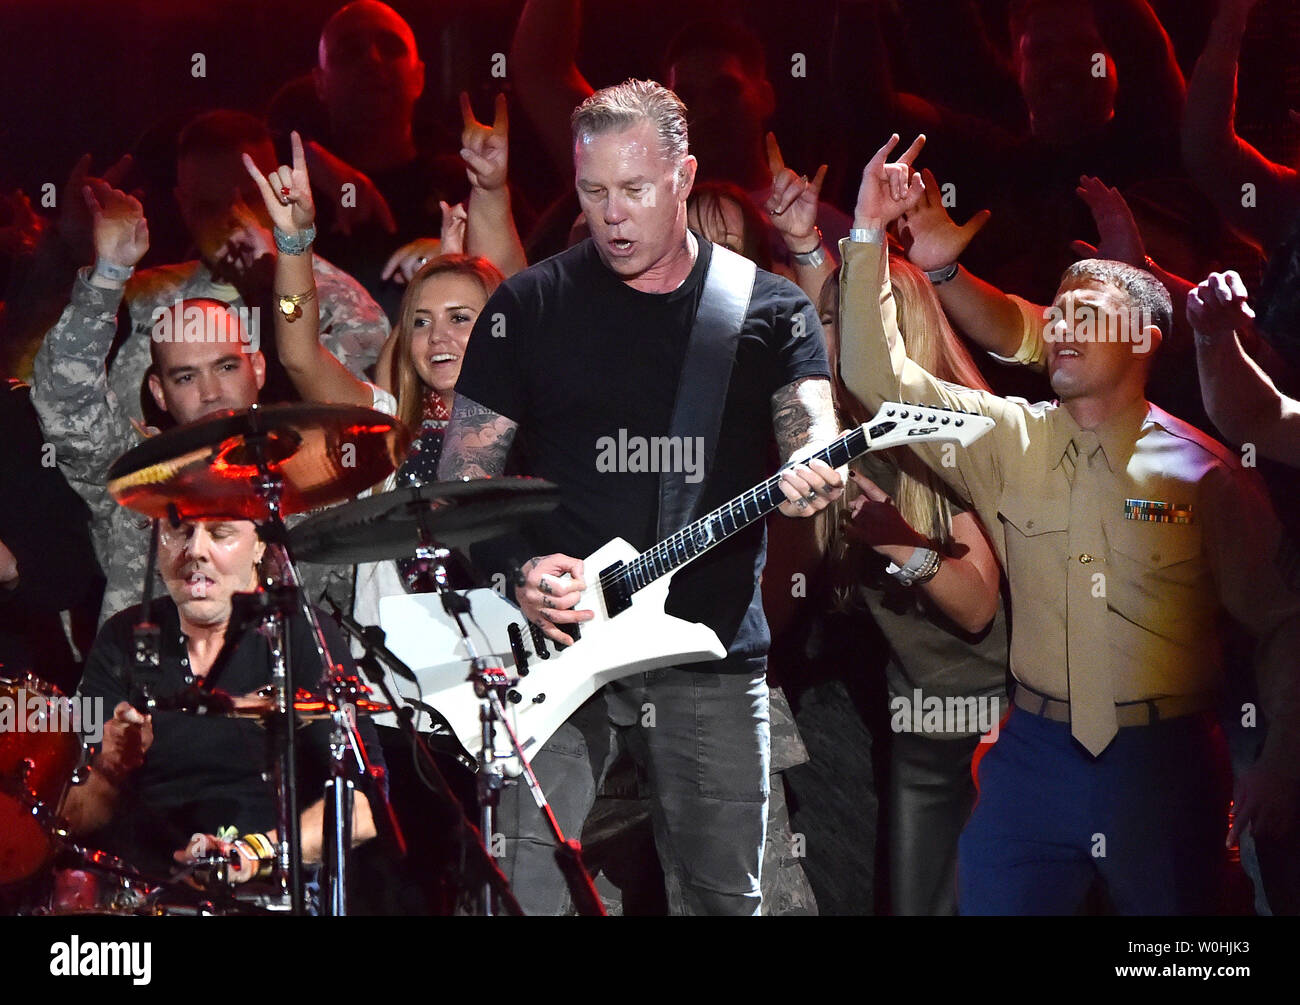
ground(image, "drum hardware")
xmin=109 ymin=402 xmax=406 ymax=916
xmin=0 ymin=674 xmax=83 ymax=886
xmin=324 ymin=594 xmax=521 ymax=916
xmin=408 ymin=485 xmax=601 ymax=916
xmin=295 ymin=473 xmax=604 ymax=914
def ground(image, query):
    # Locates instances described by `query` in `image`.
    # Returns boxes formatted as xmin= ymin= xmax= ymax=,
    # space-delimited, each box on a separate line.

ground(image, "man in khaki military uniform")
xmin=836 ymin=135 xmax=1300 ymax=914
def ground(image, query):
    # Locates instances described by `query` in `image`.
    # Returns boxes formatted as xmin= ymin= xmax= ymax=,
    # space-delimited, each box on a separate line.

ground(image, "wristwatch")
xmin=91 ymin=259 xmax=134 ymax=284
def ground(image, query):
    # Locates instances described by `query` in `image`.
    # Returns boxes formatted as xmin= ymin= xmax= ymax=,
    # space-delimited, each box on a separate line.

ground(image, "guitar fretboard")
xmin=614 ymin=423 xmax=876 ymax=594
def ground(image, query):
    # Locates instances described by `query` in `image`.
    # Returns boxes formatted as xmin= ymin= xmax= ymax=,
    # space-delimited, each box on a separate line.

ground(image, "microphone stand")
xmin=323 ymin=595 xmax=522 ymax=916
xmin=407 ymin=531 xmax=603 ymax=916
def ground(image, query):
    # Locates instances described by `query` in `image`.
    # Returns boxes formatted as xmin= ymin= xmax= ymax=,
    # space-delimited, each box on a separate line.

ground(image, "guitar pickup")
xmin=599 ymin=560 xmax=632 ymax=617
xmin=507 ymin=622 xmax=530 ymax=676
xmin=528 ymin=621 xmax=551 ymax=659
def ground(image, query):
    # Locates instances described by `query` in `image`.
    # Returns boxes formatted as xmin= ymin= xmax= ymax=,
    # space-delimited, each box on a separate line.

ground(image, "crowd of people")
xmin=1 ymin=0 xmax=1299 ymax=916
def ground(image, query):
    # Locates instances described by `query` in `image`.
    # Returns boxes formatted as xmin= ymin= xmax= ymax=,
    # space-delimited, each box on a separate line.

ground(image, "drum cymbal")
xmin=107 ymin=402 xmax=405 ymax=521
xmin=287 ymin=477 xmax=559 ymax=564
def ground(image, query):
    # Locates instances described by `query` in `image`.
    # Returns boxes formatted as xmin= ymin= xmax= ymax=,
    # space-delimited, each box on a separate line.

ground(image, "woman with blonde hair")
xmin=821 ymin=250 xmax=1008 ymax=916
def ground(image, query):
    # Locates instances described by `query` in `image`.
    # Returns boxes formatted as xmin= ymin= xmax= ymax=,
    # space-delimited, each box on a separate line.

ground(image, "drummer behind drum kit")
xmin=0 ymin=399 xmax=993 ymax=916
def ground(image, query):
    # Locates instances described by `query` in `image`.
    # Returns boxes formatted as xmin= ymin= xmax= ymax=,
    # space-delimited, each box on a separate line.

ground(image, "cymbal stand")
xmin=243 ymin=417 xmax=399 ymax=917
xmin=323 ymin=596 xmax=521 ymax=916
xmin=411 ymin=512 xmax=603 ymax=916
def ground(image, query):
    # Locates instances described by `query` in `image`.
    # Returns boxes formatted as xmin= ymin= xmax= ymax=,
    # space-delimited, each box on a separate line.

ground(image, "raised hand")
xmin=83 ymin=180 xmax=149 ymax=269
xmin=1186 ymin=270 xmax=1256 ymax=346
xmin=57 ymin=153 xmax=134 ymax=263
xmin=381 ymin=235 xmax=444 ymax=286
xmin=895 ymin=167 xmax=991 ymax=273
xmin=242 ymin=131 xmax=315 ymax=236
xmin=303 ymin=139 xmax=396 ymax=236
xmin=460 ymin=92 xmax=509 ymax=192
xmin=764 ymin=132 xmax=827 ymax=252
xmin=1071 ymin=175 xmax=1145 ymax=266
xmin=440 ymin=200 xmax=468 ymax=254
xmin=208 ymin=195 xmax=276 ymax=282
xmin=853 ymin=133 xmax=927 ymax=232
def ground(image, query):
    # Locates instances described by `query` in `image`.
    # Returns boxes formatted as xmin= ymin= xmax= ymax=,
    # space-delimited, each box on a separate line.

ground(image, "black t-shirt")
xmin=454 ymin=234 xmax=830 ymax=659
xmin=77 ymin=598 xmax=383 ymax=876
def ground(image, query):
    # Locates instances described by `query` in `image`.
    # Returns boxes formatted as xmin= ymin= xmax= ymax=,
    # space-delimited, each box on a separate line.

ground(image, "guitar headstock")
xmin=861 ymin=401 xmax=995 ymax=450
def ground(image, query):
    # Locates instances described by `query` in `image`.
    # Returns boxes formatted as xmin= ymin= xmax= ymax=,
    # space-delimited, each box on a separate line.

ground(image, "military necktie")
xmin=1064 ymin=430 xmax=1118 ymax=755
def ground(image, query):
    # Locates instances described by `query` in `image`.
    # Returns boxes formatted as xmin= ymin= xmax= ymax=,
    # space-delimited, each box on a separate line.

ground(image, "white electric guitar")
xmin=377 ymin=402 xmax=995 ymax=768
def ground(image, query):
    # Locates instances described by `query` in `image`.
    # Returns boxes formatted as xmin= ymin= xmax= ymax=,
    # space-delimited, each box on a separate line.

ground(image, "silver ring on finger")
xmin=805 ymin=490 xmax=818 ymax=502
xmin=416 ymin=256 xmax=428 ymax=266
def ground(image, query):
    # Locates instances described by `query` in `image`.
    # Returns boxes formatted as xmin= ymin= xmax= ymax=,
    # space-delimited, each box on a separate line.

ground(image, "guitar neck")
xmin=618 ymin=423 xmax=877 ymax=595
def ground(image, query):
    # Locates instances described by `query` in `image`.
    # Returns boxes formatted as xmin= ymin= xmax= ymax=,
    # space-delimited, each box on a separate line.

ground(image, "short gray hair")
xmin=571 ymin=79 xmax=689 ymax=161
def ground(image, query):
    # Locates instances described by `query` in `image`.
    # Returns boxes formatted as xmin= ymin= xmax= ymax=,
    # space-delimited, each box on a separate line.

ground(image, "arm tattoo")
xmin=436 ymin=394 xmax=518 ymax=479
xmin=771 ymin=377 xmax=840 ymax=461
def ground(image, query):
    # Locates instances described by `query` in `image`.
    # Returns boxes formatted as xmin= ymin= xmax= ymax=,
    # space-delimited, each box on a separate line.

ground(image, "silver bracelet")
xmin=273 ymin=224 xmax=316 ymax=256
xmin=886 ymin=547 xmax=942 ymax=587
xmin=850 ymin=226 xmax=884 ymax=244
xmin=925 ymin=262 xmax=959 ymax=285
xmin=790 ymin=227 xmax=825 ymax=266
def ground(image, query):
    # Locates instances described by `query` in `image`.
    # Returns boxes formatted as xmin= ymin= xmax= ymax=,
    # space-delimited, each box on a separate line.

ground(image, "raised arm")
xmin=894 ymin=165 xmax=1035 ymax=360
xmin=839 ymin=135 xmax=1019 ymax=510
xmin=30 ymin=181 xmax=148 ymax=528
xmin=435 ymin=394 xmax=519 ymax=480
xmin=243 ymin=132 xmax=371 ymax=408
xmin=1182 ymin=0 xmax=1300 ymax=252
xmin=508 ymin=0 xmax=594 ymax=174
xmin=1188 ymin=270 xmax=1300 ymax=466
xmin=764 ymin=133 xmax=835 ymax=304
xmin=460 ymin=93 xmax=528 ymax=277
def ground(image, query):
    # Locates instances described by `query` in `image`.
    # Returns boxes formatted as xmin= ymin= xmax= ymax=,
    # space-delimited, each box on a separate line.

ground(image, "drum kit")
xmin=0 ymin=402 xmax=603 ymax=917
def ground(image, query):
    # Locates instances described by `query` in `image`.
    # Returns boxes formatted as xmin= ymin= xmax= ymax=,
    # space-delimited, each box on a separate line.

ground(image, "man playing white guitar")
xmin=437 ymin=79 xmax=843 ymax=915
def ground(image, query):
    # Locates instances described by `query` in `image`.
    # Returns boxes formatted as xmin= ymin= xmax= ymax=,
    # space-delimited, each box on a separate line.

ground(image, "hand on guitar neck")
xmin=516 ymin=553 xmax=593 ymax=646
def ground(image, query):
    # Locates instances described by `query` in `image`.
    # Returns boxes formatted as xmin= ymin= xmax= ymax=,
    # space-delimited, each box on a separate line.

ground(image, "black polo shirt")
xmin=77 ymin=597 xmax=383 ymax=876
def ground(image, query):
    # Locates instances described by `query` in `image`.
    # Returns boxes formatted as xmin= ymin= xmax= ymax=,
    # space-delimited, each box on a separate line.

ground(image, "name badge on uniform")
xmin=1124 ymin=498 xmax=1193 ymax=524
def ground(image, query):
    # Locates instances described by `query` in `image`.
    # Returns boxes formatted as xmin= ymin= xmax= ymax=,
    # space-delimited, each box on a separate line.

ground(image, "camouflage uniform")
xmin=110 ymin=254 xmax=389 ymax=423
xmin=31 ymin=269 xmax=154 ymax=624
xmin=31 ymin=267 xmax=389 ymax=626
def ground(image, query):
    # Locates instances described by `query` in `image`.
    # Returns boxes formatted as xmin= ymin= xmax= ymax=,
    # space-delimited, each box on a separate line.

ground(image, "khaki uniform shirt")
xmin=838 ymin=237 xmax=1300 ymax=769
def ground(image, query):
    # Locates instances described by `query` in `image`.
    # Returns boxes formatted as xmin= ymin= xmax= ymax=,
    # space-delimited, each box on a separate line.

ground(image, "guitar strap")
xmin=656 ymin=241 xmax=757 ymax=539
